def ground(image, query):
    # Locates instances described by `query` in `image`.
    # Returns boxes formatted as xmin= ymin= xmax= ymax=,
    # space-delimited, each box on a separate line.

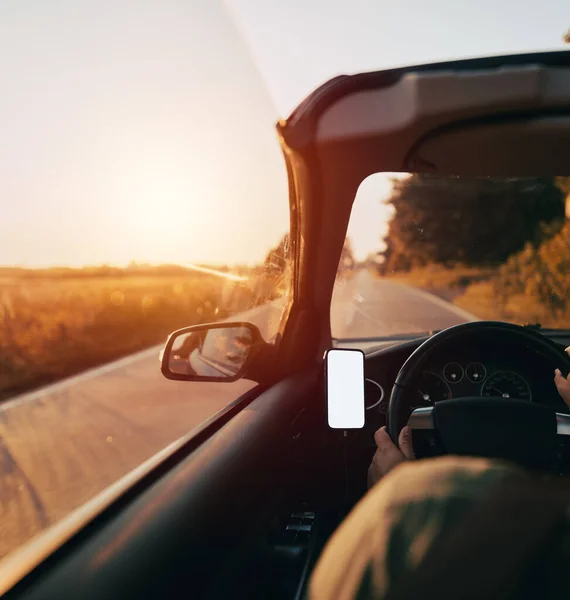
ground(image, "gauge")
xmin=481 ymin=371 xmax=532 ymax=401
xmin=365 ymin=378 xmax=385 ymax=410
xmin=466 ymin=362 xmax=486 ymax=383
xmin=443 ymin=362 xmax=464 ymax=383
xmin=416 ymin=372 xmax=451 ymax=404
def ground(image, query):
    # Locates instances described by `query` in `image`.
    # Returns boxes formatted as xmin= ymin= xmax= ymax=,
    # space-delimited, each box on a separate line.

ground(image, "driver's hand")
xmin=554 ymin=347 xmax=570 ymax=407
xmin=368 ymin=426 xmax=415 ymax=489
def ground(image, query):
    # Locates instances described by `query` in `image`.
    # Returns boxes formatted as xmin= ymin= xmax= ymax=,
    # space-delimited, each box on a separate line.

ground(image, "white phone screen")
xmin=325 ymin=349 xmax=365 ymax=429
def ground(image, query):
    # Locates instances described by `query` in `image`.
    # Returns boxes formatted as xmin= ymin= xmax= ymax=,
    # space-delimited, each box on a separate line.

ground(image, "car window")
xmin=332 ymin=173 xmax=570 ymax=340
xmin=0 ymin=3 xmax=290 ymax=562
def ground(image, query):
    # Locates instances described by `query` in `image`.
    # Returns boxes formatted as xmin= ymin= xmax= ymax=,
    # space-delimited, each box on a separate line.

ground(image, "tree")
xmin=339 ymin=237 xmax=355 ymax=270
xmin=380 ymin=175 xmax=565 ymax=273
xmin=264 ymin=233 xmax=290 ymax=273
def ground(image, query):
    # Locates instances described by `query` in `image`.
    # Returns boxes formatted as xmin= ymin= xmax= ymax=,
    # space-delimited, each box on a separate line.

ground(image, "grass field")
xmin=0 ymin=265 xmax=286 ymax=401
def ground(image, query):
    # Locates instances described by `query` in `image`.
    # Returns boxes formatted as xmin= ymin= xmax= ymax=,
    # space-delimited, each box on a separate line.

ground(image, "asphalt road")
xmin=330 ymin=271 xmax=477 ymax=338
xmin=0 ymin=272 xmax=478 ymax=565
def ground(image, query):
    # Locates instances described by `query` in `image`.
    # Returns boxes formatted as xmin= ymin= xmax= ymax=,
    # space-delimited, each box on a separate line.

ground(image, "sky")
xmin=1 ymin=0 xmax=568 ymax=267
xmin=0 ymin=0 xmax=287 ymax=267
xmin=228 ymin=0 xmax=570 ymax=116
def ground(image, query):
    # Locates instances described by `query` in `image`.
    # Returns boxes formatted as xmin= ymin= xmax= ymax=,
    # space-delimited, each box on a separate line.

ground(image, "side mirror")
xmin=160 ymin=322 xmax=264 ymax=382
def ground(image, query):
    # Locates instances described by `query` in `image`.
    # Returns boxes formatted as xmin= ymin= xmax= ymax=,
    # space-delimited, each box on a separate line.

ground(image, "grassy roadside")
xmin=381 ymin=264 xmax=496 ymax=303
xmin=0 ymin=266 xmax=287 ymax=401
xmin=380 ymin=262 xmax=570 ymax=328
xmin=454 ymin=281 xmax=570 ymax=327
xmin=379 ymin=222 xmax=570 ymax=328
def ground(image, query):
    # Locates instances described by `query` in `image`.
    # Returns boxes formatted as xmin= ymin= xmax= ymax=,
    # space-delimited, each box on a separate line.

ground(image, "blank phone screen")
xmin=326 ymin=349 xmax=365 ymax=429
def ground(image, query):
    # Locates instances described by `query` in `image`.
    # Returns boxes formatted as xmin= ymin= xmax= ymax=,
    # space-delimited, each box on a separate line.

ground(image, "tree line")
xmin=378 ymin=175 xmax=568 ymax=274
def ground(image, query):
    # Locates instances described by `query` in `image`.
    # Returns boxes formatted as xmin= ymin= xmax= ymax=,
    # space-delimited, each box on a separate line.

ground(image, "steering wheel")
xmin=387 ymin=321 xmax=570 ymax=471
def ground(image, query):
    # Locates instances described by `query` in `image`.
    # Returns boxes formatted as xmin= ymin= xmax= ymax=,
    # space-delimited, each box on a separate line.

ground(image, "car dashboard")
xmin=337 ymin=330 xmax=570 ymax=500
xmin=341 ymin=331 xmax=570 ymax=440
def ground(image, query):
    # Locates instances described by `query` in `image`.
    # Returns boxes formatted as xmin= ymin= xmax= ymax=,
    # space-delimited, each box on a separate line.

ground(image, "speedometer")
xmin=480 ymin=371 xmax=532 ymax=401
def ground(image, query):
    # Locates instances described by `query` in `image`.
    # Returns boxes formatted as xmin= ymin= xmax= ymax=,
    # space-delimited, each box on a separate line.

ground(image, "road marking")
xmin=345 ymin=303 xmax=357 ymax=327
xmin=0 ymin=346 xmax=163 ymax=412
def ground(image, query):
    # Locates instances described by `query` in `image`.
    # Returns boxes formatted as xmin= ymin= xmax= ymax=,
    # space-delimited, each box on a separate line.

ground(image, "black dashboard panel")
xmin=419 ymin=343 xmax=556 ymax=403
xmin=360 ymin=338 xmax=426 ymax=438
xmin=340 ymin=328 xmax=570 ymax=502
xmin=358 ymin=331 xmax=570 ymax=437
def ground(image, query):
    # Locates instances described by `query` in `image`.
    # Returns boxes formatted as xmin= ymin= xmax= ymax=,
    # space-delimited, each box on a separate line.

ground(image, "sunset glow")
xmin=2 ymin=0 xmax=567 ymax=268
xmin=0 ymin=1 xmax=288 ymax=268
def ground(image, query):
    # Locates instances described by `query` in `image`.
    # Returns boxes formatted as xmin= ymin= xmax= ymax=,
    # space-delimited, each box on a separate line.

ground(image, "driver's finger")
xmin=374 ymin=426 xmax=396 ymax=449
xmin=554 ymin=369 xmax=564 ymax=386
xmin=398 ymin=425 xmax=415 ymax=460
xmin=555 ymin=369 xmax=570 ymax=404
xmin=555 ymin=368 xmax=569 ymax=386
xmin=373 ymin=426 xmax=403 ymax=459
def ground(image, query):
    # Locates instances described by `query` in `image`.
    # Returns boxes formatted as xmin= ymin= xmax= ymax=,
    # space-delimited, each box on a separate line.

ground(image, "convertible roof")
xmin=275 ymin=51 xmax=570 ymax=338
xmin=278 ymin=50 xmax=570 ymax=177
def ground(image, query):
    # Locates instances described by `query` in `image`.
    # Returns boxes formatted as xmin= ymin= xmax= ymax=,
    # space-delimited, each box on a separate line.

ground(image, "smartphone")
xmin=325 ymin=348 xmax=365 ymax=429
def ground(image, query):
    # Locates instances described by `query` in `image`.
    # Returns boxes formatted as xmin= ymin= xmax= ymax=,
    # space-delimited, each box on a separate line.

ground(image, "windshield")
xmin=332 ymin=174 xmax=570 ymax=339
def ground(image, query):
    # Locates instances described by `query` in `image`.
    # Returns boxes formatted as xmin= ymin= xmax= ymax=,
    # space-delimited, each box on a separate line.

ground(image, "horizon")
xmin=0 ymin=260 xmax=264 ymax=271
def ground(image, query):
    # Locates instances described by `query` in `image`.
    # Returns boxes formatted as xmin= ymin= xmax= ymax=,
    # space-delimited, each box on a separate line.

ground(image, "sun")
xmin=133 ymin=179 xmax=191 ymax=234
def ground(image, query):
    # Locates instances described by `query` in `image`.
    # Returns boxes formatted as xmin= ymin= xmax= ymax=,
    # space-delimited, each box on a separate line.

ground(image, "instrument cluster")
xmin=415 ymin=361 xmax=532 ymax=406
xmin=364 ymin=360 xmax=534 ymax=417
xmin=359 ymin=331 xmax=570 ymax=430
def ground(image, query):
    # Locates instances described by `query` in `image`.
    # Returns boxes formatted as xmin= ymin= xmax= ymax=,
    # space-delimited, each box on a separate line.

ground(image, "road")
xmin=331 ymin=271 xmax=477 ymax=338
xmin=0 ymin=272 xmax=478 ymax=566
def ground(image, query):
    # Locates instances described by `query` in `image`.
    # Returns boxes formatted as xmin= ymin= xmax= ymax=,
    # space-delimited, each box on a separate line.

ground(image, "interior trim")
xmin=5 ymin=370 xmax=318 ymax=599
xmin=408 ymin=407 xmax=435 ymax=429
xmin=0 ymin=434 xmax=201 ymax=594
xmin=282 ymin=50 xmax=570 ymax=145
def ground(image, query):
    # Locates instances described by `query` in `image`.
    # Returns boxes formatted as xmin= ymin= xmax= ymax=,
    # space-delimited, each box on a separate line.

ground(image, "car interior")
xmin=3 ymin=50 xmax=570 ymax=600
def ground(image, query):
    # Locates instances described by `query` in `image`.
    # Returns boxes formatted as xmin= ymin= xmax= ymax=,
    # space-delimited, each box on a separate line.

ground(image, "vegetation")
xmin=379 ymin=175 xmax=570 ymax=327
xmin=0 ymin=265 xmax=287 ymax=401
xmin=383 ymin=263 xmax=496 ymax=302
xmin=455 ymin=221 xmax=570 ymax=326
xmin=379 ymin=175 xmax=564 ymax=273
